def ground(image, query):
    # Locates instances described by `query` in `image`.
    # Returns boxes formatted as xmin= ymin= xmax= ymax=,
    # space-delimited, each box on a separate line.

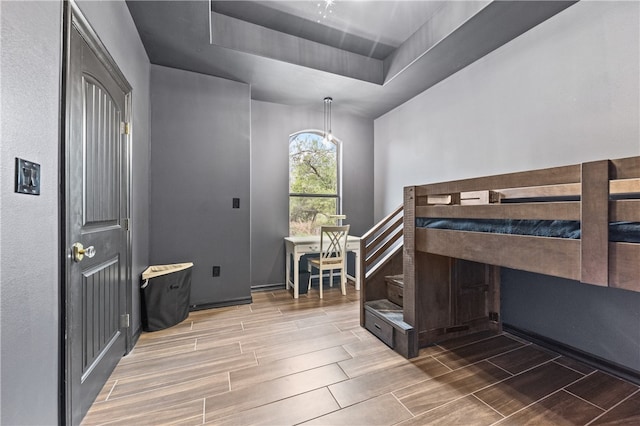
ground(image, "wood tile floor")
xmin=83 ymin=284 xmax=640 ymax=425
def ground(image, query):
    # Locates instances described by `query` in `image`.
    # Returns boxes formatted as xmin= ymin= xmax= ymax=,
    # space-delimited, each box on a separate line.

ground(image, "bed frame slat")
xmin=610 ymin=178 xmax=640 ymax=194
xmin=610 ymin=156 xmax=640 ymax=179
xmin=498 ymin=183 xmax=580 ymax=200
xmin=609 ymin=243 xmax=640 ymax=292
xmin=417 ymin=202 xmax=580 ymax=220
xmin=417 ymin=228 xmax=581 ymax=281
xmin=415 ymin=164 xmax=581 ymax=196
xmin=610 ymin=200 xmax=640 ymax=222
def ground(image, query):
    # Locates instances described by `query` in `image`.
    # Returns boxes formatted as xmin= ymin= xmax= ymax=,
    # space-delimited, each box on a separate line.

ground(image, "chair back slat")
xmin=320 ymin=225 xmax=350 ymax=262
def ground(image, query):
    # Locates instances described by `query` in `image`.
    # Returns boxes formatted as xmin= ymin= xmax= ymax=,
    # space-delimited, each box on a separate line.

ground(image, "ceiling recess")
xmin=127 ymin=0 xmax=577 ymax=118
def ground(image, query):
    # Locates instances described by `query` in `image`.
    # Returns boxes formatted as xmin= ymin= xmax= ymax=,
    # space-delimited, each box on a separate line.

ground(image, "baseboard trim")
xmin=126 ymin=326 xmax=141 ymax=355
xmin=190 ymin=296 xmax=253 ymax=311
xmin=504 ymin=324 xmax=640 ymax=386
xmin=251 ymin=283 xmax=286 ymax=292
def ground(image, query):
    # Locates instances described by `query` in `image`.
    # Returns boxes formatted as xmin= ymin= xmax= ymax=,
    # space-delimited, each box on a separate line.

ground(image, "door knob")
xmin=72 ymin=242 xmax=96 ymax=262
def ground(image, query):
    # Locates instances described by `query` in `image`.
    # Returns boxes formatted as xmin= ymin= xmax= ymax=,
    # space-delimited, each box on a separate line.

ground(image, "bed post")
xmin=581 ymin=160 xmax=610 ymax=286
xmin=488 ymin=265 xmax=502 ymax=333
xmin=403 ymin=186 xmax=418 ymax=352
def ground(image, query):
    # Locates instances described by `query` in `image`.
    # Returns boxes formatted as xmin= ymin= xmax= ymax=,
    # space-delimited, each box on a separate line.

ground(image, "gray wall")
xmin=0 ymin=0 xmax=150 ymax=423
xmin=374 ymin=1 xmax=640 ymax=372
xmin=150 ymin=65 xmax=251 ymax=306
xmin=1 ymin=2 xmax=62 ymax=423
xmin=250 ymin=100 xmax=374 ymax=287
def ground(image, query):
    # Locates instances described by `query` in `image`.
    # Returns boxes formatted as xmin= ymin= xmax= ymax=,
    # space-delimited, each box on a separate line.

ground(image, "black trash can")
xmin=141 ymin=262 xmax=193 ymax=331
xmin=299 ymin=270 xmax=311 ymax=295
xmin=289 ymin=253 xmax=311 ymax=295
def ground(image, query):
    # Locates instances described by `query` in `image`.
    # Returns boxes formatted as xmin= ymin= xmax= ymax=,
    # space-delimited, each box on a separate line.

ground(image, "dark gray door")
xmin=65 ymin=13 xmax=131 ymax=424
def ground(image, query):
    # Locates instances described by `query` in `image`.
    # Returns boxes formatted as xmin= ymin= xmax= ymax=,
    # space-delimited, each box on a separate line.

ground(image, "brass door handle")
xmin=72 ymin=243 xmax=96 ymax=262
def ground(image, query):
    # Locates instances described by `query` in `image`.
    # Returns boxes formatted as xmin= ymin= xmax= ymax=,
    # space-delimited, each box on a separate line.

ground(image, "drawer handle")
xmin=374 ymin=323 xmax=381 ymax=330
xmin=398 ymin=294 xmax=403 ymax=298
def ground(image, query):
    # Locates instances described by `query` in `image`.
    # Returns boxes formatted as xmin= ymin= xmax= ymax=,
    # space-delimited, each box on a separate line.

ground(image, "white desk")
xmin=284 ymin=235 xmax=361 ymax=298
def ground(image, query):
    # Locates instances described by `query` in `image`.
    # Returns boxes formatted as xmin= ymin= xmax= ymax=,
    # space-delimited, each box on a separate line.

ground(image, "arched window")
xmin=289 ymin=130 xmax=341 ymax=236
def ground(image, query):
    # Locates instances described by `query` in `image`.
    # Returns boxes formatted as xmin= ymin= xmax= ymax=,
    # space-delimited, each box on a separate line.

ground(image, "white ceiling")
xmin=126 ymin=0 xmax=577 ymax=118
xmin=208 ymin=0 xmax=446 ymax=60
xmin=248 ymin=1 xmax=446 ymax=47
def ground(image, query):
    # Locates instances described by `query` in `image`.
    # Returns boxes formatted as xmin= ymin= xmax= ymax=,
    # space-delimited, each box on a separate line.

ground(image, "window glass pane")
xmin=289 ymin=133 xmax=337 ymax=194
xmin=289 ymin=196 xmax=338 ymax=236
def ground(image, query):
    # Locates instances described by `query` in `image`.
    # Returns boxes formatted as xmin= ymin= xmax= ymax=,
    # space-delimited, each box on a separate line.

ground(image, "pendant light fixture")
xmin=324 ymin=96 xmax=333 ymax=143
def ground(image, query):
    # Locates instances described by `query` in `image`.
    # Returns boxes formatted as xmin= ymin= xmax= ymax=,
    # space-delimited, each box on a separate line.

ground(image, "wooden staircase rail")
xmin=365 ymin=219 xmax=403 ymax=268
xmin=359 ymin=204 xmax=403 ymax=286
xmin=360 ymin=204 xmax=403 ymax=242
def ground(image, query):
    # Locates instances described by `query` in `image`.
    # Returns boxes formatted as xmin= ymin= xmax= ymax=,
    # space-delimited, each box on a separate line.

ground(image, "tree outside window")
xmin=289 ymin=131 xmax=340 ymax=236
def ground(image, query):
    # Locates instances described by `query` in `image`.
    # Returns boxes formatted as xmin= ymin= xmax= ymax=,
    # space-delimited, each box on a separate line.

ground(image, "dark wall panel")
xmin=150 ymin=65 xmax=251 ymax=306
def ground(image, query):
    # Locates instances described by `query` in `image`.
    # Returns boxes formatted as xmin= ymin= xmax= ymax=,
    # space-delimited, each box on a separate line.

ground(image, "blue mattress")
xmin=415 ymin=218 xmax=640 ymax=243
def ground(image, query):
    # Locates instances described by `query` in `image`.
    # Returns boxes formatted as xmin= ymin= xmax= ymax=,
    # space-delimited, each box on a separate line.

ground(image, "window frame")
xmin=288 ymin=129 xmax=342 ymax=236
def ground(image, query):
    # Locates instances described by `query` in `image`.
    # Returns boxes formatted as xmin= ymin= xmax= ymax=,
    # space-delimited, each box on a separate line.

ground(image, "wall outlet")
xmin=212 ymin=266 xmax=221 ymax=277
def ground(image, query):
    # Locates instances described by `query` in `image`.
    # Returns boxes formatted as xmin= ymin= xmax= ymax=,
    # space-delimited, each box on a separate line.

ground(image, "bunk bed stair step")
xmin=385 ymin=274 xmax=404 ymax=307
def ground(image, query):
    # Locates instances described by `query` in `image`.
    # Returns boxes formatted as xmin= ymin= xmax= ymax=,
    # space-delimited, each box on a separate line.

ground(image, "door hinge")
xmin=120 ymin=314 xmax=130 ymax=328
xmin=123 ymin=218 xmax=130 ymax=231
xmin=120 ymin=121 xmax=131 ymax=135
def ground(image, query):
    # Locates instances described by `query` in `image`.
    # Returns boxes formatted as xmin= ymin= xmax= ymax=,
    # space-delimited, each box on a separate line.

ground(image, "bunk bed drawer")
xmin=364 ymin=310 xmax=394 ymax=347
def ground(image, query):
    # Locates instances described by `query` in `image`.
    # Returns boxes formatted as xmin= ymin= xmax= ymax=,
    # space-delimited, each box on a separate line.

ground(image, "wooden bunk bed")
xmin=363 ymin=156 xmax=640 ymax=358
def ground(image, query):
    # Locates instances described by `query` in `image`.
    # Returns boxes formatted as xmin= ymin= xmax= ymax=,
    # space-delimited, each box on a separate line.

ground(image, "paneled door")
xmin=64 ymin=5 xmax=132 ymax=424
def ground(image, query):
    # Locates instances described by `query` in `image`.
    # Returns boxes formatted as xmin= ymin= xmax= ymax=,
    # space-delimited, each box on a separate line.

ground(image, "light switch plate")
xmin=15 ymin=158 xmax=41 ymax=195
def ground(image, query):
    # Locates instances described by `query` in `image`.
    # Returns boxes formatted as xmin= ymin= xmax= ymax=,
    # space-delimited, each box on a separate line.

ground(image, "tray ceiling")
xmin=127 ymin=0 xmax=576 ymax=118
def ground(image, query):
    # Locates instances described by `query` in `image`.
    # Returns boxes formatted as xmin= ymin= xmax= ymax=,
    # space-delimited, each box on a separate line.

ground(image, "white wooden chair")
xmin=307 ymin=225 xmax=350 ymax=299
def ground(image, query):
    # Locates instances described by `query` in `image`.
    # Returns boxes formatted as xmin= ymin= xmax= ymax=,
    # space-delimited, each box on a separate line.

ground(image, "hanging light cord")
xmin=324 ymin=97 xmax=333 ymax=141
